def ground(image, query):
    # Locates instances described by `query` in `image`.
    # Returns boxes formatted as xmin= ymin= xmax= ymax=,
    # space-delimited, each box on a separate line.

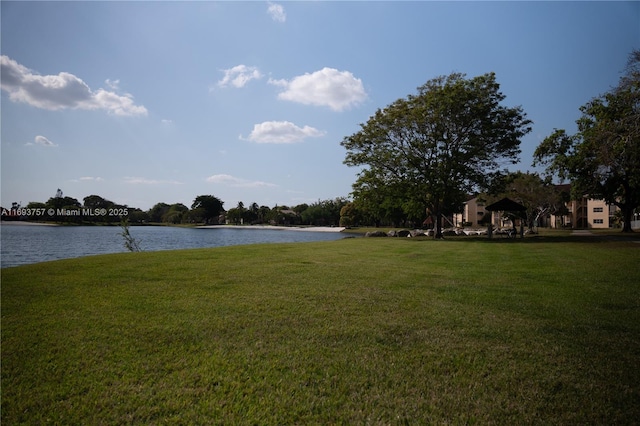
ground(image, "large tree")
xmin=83 ymin=195 xmax=114 ymax=209
xmin=191 ymin=195 xmax=224 ymax=224
xmin=534 ymin=50 xmax=640 ymax=232
xmin=350 ymin=169 xmax=418 ymax=227
xmin=148 ymin=202 xmax=171 ymax=223
xmin=342 ymin=72 xmax=532 ymax=237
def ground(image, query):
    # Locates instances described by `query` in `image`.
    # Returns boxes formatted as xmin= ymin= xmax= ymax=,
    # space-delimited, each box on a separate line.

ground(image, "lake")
xmin=0 ymin=224 xmax=349 ymax=268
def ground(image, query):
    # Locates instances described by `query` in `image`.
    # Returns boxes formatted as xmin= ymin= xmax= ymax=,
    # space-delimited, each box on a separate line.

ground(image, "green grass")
xmin=2 ymin=236 xmax=640 ymax=424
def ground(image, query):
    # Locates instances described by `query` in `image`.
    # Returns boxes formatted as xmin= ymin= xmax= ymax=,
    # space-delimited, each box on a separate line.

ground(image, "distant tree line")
xmin=3 ymin=190 xmax=350 ymax=227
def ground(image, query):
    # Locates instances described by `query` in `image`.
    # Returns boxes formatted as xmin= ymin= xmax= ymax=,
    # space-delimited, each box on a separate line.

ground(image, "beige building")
xmin=587 ymin=198 xmax=613 ymax=229
xmin=458 ymin=190 xmax=621 ymax=230
xmin=453 ymin=196 xmax=488 ymax=227
xmin=454 ymin=196 xmax=512 ymax=229
xmin=550 ymin=197 xmax=616 ymax=229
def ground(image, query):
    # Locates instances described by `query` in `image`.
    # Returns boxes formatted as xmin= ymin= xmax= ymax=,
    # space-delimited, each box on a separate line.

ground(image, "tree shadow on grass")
xmin=407 ymin=232 xmax=640 ymax=245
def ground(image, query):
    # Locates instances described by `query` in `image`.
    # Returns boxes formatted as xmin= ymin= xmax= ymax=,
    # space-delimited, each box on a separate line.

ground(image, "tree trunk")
xmin=622 ymin=204 xmax=634 ymax=232
xmin=434 ymin=200 xmax=444 ymax=239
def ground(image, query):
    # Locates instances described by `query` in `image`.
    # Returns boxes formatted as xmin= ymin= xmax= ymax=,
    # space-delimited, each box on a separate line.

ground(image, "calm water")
xmin=0 ymin=224 xmax=348 ymax=268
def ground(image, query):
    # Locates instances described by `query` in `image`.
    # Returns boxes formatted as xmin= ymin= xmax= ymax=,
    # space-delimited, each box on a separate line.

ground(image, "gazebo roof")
xmin=485 ymin=197 xmax=527 ymax=212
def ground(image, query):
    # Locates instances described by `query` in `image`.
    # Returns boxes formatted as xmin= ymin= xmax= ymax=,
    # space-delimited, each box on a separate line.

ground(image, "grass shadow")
xmin=400 ymin=231 xmax=640 ymax=245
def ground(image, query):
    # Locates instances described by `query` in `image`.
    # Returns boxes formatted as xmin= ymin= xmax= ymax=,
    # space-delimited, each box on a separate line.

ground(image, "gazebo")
xmin=485 ymin=197 xmax=527 ymax=238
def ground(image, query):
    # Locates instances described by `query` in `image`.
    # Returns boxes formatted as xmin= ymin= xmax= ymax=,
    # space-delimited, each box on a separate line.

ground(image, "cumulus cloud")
xmin=267 ymin=2 xmax=286 ymax=23
xmin=269 ymin=67 xmax=367 ymax=111
xmin=123 ymin=177 xmax=183 ymax=185
xmin=206 ymin=174 xmax=277 ymax=188
xmin=241 ymin=120 xmax=325 ymax=144
xmin=217 ymin=65 xmax=263 ymax=89
xmin=25 ymin=135 xmax=58 ymax=147
xmin=0 ymin=55 xmax=147 ymax=116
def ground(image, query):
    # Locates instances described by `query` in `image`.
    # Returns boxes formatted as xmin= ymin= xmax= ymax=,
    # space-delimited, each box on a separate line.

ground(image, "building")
xmin=453 ymin=196 xmax=489 ymax=228
xmin=458 ymin=187 xmax=627 ymax=230
xmin=550 ymin=197 xmax=617 ymax=229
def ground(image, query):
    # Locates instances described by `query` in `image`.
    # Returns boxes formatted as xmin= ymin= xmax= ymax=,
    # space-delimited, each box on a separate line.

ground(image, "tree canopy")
xmin=534 ymin=49 xmax=640 ymax=232
xmin=342 ymin=72 xmax=532 ymax=237
xmin=191 ymin=195 xmax=224 ymax=224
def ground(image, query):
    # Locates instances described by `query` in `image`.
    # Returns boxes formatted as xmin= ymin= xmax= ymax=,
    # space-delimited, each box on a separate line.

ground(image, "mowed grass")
xmin=2 ymin=236 xmax=640 ymax=424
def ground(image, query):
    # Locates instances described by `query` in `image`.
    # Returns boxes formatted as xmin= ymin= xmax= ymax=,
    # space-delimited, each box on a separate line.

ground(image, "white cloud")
xmin=206 ymin=174 xmax=277 ymax=188
xmin=104 ymin=79 xmax=120 ymax=90
xmin=26 ymin=135 xmax=58 ymax=147
xmin=267 ymin=2 xmax=286 ymax=23
xmin=270 ymin=67 xmax=367 ymax=111
xmin=123 ymin=177 xmax=183 ymax=185
xmin=217 ymin=65 xmax=262 ymax=89
xmin=0 ymin=55 xmax=147 ymax=116
xmin=69 ymin=176 xmax=104 ymax=182
xmin=205 ymin=174 xmax=242 ymax=184
xmin=241 ymin=121 xmax=325 ymax=144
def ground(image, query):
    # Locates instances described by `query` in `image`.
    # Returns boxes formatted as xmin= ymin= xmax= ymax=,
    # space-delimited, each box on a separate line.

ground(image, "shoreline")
xmin=0 ymin=220 xmax=60 ymax=226
xmin=0 ymin=221 xmax=346 ymax=232
xmin=197 ymin=224 xmax=346 ymax=233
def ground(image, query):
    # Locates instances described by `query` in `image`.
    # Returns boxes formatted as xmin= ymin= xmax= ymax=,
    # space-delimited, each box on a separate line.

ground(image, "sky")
xmin=1 ymin=1 xmax=639 ymax=211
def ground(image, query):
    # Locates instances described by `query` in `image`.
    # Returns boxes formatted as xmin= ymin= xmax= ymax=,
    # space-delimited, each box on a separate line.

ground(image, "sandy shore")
xmin=197 ymin=224 xmax=346 ymax=233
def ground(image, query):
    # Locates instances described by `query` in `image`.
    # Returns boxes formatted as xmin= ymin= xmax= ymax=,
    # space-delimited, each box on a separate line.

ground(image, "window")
xmin=593 ymin=207 xmax=604 ymax=212
xmin=594 ymin=219 xmax=604 ymax=224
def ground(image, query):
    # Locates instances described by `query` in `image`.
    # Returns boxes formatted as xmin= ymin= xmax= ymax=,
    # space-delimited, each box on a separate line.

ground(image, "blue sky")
xmin=2 ymin=1 xmax=638 ymax=211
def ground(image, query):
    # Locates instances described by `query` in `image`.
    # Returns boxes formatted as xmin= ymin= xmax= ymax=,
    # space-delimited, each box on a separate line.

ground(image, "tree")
xmin=83 ymin=194 xmax=116 ymax=222
xmin=83 ymin=195 xmax=114 ymax=209
xmin=258 ymin=205 xmax=272 ymax=224
xmin=245 ymin=202 xmax=260 ymax=224
xmin=225 ymin=207 xmax=242 ymax=225
xmin=300 ymin=198 xmax=349 ymax=226
xmin=163 ymin=203 xmax=188 ymax=224
xmin=148 ymin=202 xmax=171 ymax=223
xmin=119 ymin=218 xmax=142 ymax=252
xmin=191 ymin=195 xmax=224 ymax=224
xmin=491 ymin=172 xmax=565 ymax=231
xmin=534 ymin=50 xmax=640 ymax=232
xmin=342 ymin=72 xmax=532 ymax=237
xmin=45 ymin=192 xmax=81 ymax=211
xmin=25 ymin=201 xmax=46 ymax=210
xmin=272 ymin=205 xmax=299 ymax=225
xmin=127 ymin=208 xmax=149 ymax=224
xmin=293 ymin=203 xmax=309 ymax=215
xmin=235 ymin=202 xmax=247 ymax=224
xmin=45 ymin=190 xmax=81 ymax=223
xmin=339 ymin=202 xmax=357 ymax=227
xmin=351 ymin=169 xmax=421 ymax=227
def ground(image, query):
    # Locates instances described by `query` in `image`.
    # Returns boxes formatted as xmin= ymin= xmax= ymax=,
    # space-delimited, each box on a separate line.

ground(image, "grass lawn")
xmin=2 ymin=235 xmax=640 ymax=424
